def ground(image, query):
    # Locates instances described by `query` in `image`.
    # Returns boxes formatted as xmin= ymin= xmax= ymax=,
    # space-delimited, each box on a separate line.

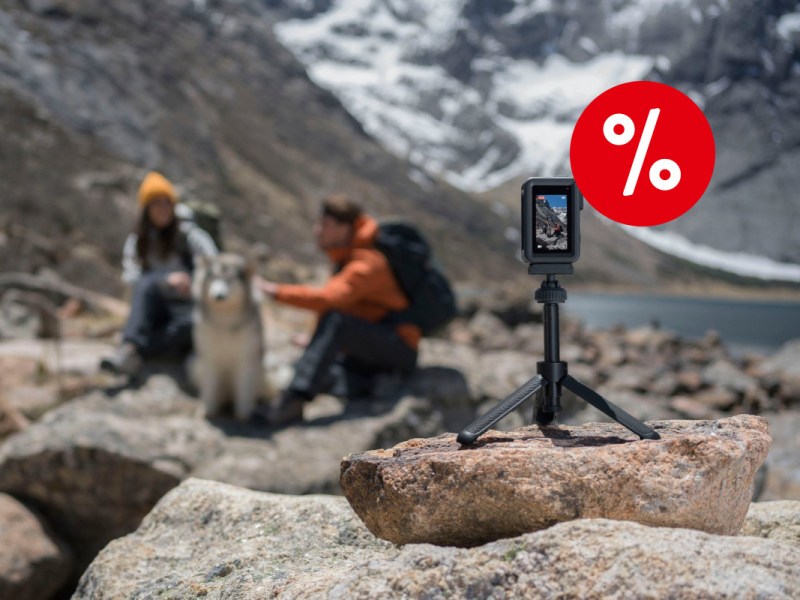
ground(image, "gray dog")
xmin=191 ymin=254 xmax=265 ymax=421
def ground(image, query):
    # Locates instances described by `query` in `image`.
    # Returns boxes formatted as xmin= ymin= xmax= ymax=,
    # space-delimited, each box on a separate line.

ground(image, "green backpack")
xmin=179 ymin=200 xmax=223 ymax=250
xmin=174 ymin=200 xmax=223 ymax=272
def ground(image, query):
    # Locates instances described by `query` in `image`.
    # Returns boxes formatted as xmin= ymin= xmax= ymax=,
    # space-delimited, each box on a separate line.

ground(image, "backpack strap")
xmin=174 ymin=225 xmax=194 ymax=272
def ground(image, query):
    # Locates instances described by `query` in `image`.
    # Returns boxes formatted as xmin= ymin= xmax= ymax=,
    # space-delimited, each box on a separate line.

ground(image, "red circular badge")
xmin=570 ymin=81 xmax=715 ymax=227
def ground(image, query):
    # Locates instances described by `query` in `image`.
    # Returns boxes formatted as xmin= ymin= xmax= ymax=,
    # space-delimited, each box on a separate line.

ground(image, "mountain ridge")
xmin=272 ymin=0 xmax=800 ymax=268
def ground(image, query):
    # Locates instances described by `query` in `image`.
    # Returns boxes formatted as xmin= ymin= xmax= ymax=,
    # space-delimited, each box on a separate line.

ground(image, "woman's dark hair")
xmin=135 ymin=208 xmax=179 ymax=269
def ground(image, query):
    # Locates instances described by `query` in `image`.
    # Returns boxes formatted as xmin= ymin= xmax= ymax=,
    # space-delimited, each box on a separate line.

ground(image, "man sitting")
xmin=256 ymin=194 xmax=419 ymax=425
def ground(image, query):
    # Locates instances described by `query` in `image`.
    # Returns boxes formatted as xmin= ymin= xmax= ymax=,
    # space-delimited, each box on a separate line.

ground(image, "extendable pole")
xmin=536 ymin=275 xmax=567 ymax=415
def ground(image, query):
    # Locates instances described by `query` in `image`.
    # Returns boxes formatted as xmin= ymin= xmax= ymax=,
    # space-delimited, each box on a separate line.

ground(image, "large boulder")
xmin=340 ymin=415 xmax=771 ymax=546
xmin=741 ymin=501 xmax=800 ymax=547
xmin=73 ymin=478 xmax=399 ymax=599
xmin=0 ymin=377 xmax=224 ymax=567
xmin=329 ymin=519 xmax=800 ymax=599
xmin=74 ymin=479 xmax=800 ymax=599
xmin=0 ymin=493 xmax=72 ymax=600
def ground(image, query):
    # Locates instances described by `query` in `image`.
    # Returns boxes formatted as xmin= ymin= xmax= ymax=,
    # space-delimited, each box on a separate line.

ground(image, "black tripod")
xmin=457 ymin=273 xmax=660 ymax=445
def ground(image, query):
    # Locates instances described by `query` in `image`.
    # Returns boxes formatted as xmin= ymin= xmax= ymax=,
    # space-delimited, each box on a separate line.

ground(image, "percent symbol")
xmin=603 ymin=108 xmax=681 ymax=197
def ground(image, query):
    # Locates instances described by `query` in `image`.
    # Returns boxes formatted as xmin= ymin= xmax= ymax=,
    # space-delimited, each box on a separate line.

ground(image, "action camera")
xmin=521 ymin=177 xmax=582 ymax=269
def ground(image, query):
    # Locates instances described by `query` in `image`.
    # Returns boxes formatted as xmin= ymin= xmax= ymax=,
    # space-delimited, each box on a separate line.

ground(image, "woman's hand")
xmin=167 ymin=271 xmax=192 ymax=296
xmin=254 ymin=275 xmax=279 ymax=298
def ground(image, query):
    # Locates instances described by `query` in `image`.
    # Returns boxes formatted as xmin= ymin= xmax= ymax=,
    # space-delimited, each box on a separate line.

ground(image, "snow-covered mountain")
xmin=273 ymin=0 xmax=800 ymax=280
xmin=275 ymin=0 xmax=653 ymax=191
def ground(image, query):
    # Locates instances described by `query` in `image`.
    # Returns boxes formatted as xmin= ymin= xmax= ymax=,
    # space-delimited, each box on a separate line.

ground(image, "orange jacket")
xmin=274 ymin=216 xmax=421 ymax=350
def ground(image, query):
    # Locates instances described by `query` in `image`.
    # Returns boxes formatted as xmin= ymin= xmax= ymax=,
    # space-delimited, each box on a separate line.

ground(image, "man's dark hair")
xmin=322 ymin=193 xmax=363 ymax=225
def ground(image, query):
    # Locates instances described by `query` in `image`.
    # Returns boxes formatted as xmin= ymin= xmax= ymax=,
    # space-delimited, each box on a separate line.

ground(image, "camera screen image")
xmin=535 ymin=194 xmax=568 ymax=252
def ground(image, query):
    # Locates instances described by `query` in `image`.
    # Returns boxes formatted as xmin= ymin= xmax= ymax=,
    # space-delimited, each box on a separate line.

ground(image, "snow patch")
xmin=277 ymin=4 xmax=653 ymax=192
xmin=621 ymin=226 xmax=800 ymax=282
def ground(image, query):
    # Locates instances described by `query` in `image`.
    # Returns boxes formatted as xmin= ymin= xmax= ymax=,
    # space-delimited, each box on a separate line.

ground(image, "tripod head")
xmin=534 ymin=274 xmax=568 ymax=305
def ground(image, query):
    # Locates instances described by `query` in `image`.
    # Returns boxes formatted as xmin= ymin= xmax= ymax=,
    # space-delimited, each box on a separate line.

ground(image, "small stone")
xmin=669 ymin=396 xmax=724 ymax=421
xmin=675 ymin=370 xmax=704 ymax=393
xmin=703 ymin=359 xmax=758 ymax=394
xmin=694 ymin=386 xmax=739 ymax=411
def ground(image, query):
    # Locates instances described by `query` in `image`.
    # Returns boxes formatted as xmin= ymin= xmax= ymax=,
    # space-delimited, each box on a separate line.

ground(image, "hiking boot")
xmin=268 ymin=392 xmax=307 ymax=426
xmin=100 ymin=342 xmax=143 ymax=377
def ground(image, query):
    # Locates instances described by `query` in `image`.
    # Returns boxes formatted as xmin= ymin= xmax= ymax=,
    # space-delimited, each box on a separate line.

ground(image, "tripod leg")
xmin=457 ymin=376 xmax=544 ymax=445
xmin=562 ymin=375 xmax=660 ymax=440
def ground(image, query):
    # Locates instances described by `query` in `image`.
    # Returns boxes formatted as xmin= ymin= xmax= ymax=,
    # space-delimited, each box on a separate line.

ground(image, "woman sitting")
xmin=100 ymin=171 xmax=218 ymax=376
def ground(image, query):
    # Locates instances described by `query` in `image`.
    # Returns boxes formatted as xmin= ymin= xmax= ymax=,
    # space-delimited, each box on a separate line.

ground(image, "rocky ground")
xmin=0 ymin=289 xmax=799 ymax=598
xmin=72 ymin=479 xmax=800 ymax=599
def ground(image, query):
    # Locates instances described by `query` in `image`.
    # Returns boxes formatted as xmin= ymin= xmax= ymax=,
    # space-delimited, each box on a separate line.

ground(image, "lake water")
xmin=563 ymin=293 xmax=800 ymax=356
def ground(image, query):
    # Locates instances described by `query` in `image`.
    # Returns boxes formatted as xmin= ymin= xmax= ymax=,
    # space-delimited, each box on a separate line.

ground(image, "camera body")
xmin=521 ymin=177 xmax=583 ymax=269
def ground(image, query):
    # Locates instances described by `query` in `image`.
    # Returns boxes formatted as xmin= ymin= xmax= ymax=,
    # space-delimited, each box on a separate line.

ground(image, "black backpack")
xmin=374 ymin=220 xmax=457 ymax=336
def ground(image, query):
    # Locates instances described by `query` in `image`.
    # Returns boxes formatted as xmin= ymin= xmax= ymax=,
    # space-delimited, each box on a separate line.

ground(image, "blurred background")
xmin=1 ymin=0 xmax=799 ymax=353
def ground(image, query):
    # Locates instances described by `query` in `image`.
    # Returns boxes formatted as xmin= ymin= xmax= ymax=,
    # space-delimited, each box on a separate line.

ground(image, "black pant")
xmin=289 ymin=311 xmax=418 ymax=400
xmin=123 ymin=272 xmax=193 ymax=359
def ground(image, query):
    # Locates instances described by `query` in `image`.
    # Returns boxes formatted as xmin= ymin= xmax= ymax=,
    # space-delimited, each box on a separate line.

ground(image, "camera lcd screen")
xmin=533 ymin=188 xmax=570 ymax=254
xmin=521 ymin=178 xmax=580 ymax=266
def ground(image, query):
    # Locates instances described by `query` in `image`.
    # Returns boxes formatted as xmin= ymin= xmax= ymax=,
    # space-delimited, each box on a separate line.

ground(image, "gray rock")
xmin=340 ymin=416 xmax=771 ymax=546
xmin=193 ymin=395 xmax=442 ymax=495
xmin=5 ymin=385 xmax=61 ymax=420
xmin=649 ymin=372 xmax=682 ymax=396
xmin=669 ymin=396 xmax=726 ymax=421
xmin=0 ymin=396 xmax=29 ymax=443
xmin=466 ymin=310 xmax=516 ymax=351
xmin=0 ymin=338 xmax=115 ymax=377
xmin=693 ymin=386 xmax=740 ymax=411
xmin=418 ymin=338 xmax=481 ymax=398
xmin=601 ymin=364 xmax=653 ymax=392
xmin=762 ymin=410 xmax=800 ymax=501
xmin=703 ymin=359 xmax=759 ymax=395
xmin=0 ymin=377 xmax=223 ymax=568
xmin=72 ymin=478 xmax=399 ymax=599
xmin=472 ymin=350 xmax=540 ymax=401
xmin=0 ymin=493 xmax=72 ymax=600
xmin=741 ymin=501 xmax=800 ymax=546
xmin=331 ymin=519 xmax=800 ymax=600
xmin=0 ymin=292 xmax=42 ymax=340
xmin=74 ymin=480 xmax=800 ymax=599
xmin=760 ymin=339 xmax=800 ymax=405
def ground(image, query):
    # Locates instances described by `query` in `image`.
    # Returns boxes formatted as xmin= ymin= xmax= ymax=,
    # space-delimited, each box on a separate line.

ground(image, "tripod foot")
xmin=534 ymin=405 xmax=556 ymax=425
xmin=457 ymin=376 xmax=543 ymax=445
xmin=562 ymin=375 xmax=660 ymax=440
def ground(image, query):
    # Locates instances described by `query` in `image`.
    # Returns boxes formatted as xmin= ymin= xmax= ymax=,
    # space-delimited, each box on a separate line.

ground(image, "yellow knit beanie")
xmin=137 ymin=171 xmax=178 ymax=207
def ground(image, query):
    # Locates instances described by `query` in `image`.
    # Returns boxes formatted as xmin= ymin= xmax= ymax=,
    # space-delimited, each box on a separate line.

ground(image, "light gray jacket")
xmin=121 ymin=221 xmax=218 ymax=285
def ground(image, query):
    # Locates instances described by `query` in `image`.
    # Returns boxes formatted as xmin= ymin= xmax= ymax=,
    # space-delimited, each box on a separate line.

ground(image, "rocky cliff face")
xmin=0 ymin=0 xmax=518 ymax=294
xmin=272 ymin=0 xmax=800 ymax=267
